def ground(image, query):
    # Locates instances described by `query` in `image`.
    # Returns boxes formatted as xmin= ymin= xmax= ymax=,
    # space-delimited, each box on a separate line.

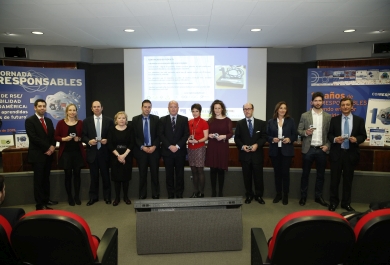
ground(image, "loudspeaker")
xmin=3 ymin=47 xmax=27 ymax=58
xmin=373 ymin=42 xmax=390 ymax=54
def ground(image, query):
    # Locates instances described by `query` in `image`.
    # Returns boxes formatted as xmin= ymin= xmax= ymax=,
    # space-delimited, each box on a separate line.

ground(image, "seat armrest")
xmin=251 ymin=228 xmax=269 ymax=265
xmin=95 ymin=227 xmax=118 ymax=265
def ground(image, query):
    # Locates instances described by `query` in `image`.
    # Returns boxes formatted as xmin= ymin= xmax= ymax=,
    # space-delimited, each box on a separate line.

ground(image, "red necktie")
xmin=40 ymin=118 xmax=48 ymax=134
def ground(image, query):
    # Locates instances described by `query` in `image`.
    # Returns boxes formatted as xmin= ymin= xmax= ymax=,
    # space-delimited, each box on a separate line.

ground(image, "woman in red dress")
xmin=205 ymin=100 xmax=233 ymax=197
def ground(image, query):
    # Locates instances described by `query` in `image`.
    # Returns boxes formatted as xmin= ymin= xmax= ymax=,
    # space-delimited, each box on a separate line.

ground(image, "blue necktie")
xmin=248 ymin=119 xmax=253 ymax=137
xmin=343 ymin=116 xmax=349 ymax=149
xmin=171 ymin=116 xmax=176 ymax=132
xmin=143 ymin=117 xmax=149 ymax=146
xmin=96 ymin=117 xmax=101 ymax=150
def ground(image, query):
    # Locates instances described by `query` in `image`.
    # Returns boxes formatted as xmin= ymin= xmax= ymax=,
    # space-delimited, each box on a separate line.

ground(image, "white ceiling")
xmin=0 ymin=0 xmax=389 ymax=49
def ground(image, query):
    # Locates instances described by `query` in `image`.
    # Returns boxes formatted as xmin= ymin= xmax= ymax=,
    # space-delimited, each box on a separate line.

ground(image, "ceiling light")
xmin=251 ymin=29 xmax=261 ymax=32
xmin=124 ymin=29 xmax=135 ymax=33
xmin=32 ymin=31 xmax=44 ymax=35
xmin=377 ymin=29 xmax=385 ymax=33
xmin=4 ymin=32 xmax=15 ymax=36
xmin=343 ymin=29 xmax=355 ymax=33
xmin=187 ymin=28 xmax=198 ymax=32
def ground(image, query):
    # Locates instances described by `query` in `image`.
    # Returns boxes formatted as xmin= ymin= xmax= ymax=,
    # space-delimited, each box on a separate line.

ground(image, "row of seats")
xmin=0 ymin=210 xmax=118 ymax=265
xmin=251 ymin=209 xmax=390 ymax=265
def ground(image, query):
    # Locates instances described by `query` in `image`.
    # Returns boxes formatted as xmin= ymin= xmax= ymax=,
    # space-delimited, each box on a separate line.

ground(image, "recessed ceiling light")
xmin=124 ymin=29 xmax=135 ymax=33
xmin=377 ymin=29 xmax=385 ymax=33
xmin=187 ymin=28 xmax=198 ymax=32
xmin=251 ymin=28 xmax=261 ymax=32
xmin=343 ymin=29 xmax=356 ymax=33
xmin=32 ymin=31 xmax=44 ymax=35
xmin=4 ymin=32 xmax=15 ymax=36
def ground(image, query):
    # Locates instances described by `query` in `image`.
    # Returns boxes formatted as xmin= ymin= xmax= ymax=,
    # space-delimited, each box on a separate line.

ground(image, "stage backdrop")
xmin=0 ymin=66 xmax=86 ymax=150
xmin=308 ymin=66 xmax=390 ymax=146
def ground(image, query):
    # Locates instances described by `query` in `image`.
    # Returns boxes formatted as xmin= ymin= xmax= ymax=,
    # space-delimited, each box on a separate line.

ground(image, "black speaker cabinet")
xmin=3 ymin=47 xmax=27 ymax=58
xmin=373 ymin=42 xmax=390 ymax=54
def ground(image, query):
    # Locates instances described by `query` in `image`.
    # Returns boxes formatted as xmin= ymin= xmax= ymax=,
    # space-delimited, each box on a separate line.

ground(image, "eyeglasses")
xmin=243 ymin=108 xmax=253 ymax=111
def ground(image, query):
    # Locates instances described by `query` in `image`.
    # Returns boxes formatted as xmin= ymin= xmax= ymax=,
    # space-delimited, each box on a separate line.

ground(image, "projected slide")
xmin=142 ymin=48 xmax=248 ymax=119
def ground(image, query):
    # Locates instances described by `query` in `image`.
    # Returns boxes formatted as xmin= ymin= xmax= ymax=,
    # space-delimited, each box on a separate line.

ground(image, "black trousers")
xmin=163 ymin=153 xmax=185 ymax=197
xmin=88 ymin=150 xmax=111 ymax=201
xmin=270 ymin=148 xmax=292 ymax=193
xmin=32 ymin=155 xmax=53 ymax=207
xmin=137 ymin=151 xmax=160 ymax=198
xmin=241 ymin=159 xmax=264 ymax=197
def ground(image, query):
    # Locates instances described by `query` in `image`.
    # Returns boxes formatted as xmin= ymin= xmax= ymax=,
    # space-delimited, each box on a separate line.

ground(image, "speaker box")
xmin=3 ymin=47 xmax=27 ymax=58
xmin=373 ymin=42 xmax=390 ymax=54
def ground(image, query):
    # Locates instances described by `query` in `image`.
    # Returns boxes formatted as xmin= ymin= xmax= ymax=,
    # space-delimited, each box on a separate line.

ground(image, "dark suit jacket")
xmin=159 ymin=114 xmax=189 ymax=157
xmin=25 ymin=114 xmax=56 ymax=163
xmin=234 ymin=118 xmax=267 ymax=162
xmin=267 ymin=117 xmax=297 ymax=157
xmin=327 ymin=114 xmax=367 ymax=165
xmin=132 ymin=114 xmax=160 ymax=160
xmin=82 ymin=115 xmax=114 ymax=164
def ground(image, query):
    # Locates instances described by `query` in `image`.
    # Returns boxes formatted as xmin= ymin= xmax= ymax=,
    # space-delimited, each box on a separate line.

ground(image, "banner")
xmin=307 ymin=66 xmax=390 ymax=145
xmin=0 ymin=66 xmax=86 ymax=149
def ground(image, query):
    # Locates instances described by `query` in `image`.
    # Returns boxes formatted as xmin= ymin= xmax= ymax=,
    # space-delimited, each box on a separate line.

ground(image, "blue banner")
xmin=0 ymin=66 xmax=86 ymax=136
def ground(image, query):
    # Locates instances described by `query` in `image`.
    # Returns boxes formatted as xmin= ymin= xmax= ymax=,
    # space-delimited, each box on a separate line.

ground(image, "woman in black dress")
xmin=107 ymin=111 xmax=134 ymax=206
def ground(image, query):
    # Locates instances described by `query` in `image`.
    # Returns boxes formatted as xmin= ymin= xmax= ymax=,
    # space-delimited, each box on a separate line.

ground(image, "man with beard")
xmin=297 ymin=92 xmax=331 ymax=207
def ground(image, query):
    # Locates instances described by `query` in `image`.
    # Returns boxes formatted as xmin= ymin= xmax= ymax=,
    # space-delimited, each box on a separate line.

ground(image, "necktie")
xmin=143 ymin=117 xmax=149 ymax=146
xmin=343 ymin=116 xmax=349 ymax=149
xmin=171 ymin=116 xmax=176 ymax=132
xmin=96 ymin=117 xmax=101 ymax=150
xmin=248 ymin=119 xmax=253 ymax=137
xmin=40 ymin=118 xmax=48 ymax=134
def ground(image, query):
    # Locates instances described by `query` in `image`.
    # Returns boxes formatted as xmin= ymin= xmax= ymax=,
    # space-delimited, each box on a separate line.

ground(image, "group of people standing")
xmin=25 ymin=91 xmax=366 ymax=212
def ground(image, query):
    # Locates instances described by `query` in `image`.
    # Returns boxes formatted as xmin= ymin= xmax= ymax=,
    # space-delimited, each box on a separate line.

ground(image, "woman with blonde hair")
xmin=55 ymin=104 xmax=86 ymax=206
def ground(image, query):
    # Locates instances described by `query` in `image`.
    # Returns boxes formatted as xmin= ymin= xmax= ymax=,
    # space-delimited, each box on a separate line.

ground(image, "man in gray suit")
xmin=297 ymin=92 xmax=331 ymax=207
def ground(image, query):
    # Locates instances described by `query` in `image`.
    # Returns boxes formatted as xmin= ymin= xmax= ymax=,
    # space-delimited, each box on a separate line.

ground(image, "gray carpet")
xmin=5 ymin=198 xmax=370 ymax=265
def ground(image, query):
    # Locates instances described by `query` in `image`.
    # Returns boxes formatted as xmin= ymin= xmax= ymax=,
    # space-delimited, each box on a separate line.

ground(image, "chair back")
xmin=352 ymin=208 xmax=390 ymax=265
xmin=268 ymin=210 xmax=355 ymax=265
xmin=11 ymin=210 xmax=99 ymax=265
xmin=0 ymin=215 xmax=18 ymax=265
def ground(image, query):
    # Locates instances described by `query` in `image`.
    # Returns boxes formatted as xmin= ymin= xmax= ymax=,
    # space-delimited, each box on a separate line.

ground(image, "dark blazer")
xmin=25 ymin=114 xmax=56 ymax=163
xmin=132 ymin=114 xmax=160 ymax=159
xmin=54 ymin=119 xmax=86 ymax=163
xmin=159 ymin=114 xmax=189 ymax=157
xmin=234 ymin=118 xmax=267 ymax=162
xmin=267 ymin=117 xmax=297 ymax=157
xmin=327 ymin=114 xmax=366 ymax=164
xmin=82 ymin=115 xmax=114 ymax=164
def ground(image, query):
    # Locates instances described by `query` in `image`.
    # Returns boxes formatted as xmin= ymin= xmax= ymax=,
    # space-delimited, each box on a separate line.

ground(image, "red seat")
xmin=0 ymin=215 xmax=18 ymax=265
xmin=251 ymin=210 xmax=355 ymax=265
xmin=351 ymin=208 xmax=390 ymax=265
xmin=11 ymin=209 xmax=118 ymax=265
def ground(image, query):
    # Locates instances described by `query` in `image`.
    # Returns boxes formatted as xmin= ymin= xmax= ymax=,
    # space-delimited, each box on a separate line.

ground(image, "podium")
xmin=134 ymin=197 xmax=243 ymax=255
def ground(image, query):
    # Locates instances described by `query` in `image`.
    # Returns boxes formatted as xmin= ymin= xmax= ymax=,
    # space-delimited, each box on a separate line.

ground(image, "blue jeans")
xmin=300 ymin=146 xmax=327 ymax=198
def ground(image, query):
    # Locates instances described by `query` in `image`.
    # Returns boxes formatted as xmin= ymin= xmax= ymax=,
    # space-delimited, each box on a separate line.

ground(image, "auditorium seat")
xmin=350 ymin=208 xmax=390 ymax=265
xmin=251 ymin=210 xmax=355 ymax=265
xmin=10 ymin=210 xmax=118 ymax=265
xmin=0 ymin=215 xmax=19 ymax=265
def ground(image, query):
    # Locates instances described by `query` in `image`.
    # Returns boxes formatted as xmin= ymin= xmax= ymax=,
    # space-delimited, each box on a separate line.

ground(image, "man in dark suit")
xmin=297 ymin=92 xmax=331 ymax=207
xmin=234 ymin=103 xmax=267 ymax=204
xmin=159 ymin=100 xmax=189 ymax=198
xmin=327 ymin=98 xmax=367 ymax=212
xmin=25 ymin=99 xmax=58 ymax=210
xmin=82 ymin=101 xmax=114 ymax=206
xmin=132 ymin=99 xmax=161 ymax=199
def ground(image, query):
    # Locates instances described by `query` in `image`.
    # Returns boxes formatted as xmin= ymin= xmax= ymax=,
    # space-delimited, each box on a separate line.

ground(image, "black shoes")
xmin=47 ymin=200 xmax=58 ymax=205
xmin=168 ymin=193 xmax=175 ymax=199
xmin=152 ymin=195 xmax=159 ymax=199
xmin=113 ymin=199 xmax=120 ymax=206
xmin=315 ymin=197 xmax=329 ymax=207
xmin=74 ymin=196 xmax=81 ymax=205
xmin=197 ymin=192 xmax=204 ymax=198
xmin=282 ymin=193 xmax=288 ymax=205
xmin=245 ymin=196 xmax=253 ymax=204
xmin=36 ymin=205 xmax=53 ymax=210
xmin=328 ymin=204 xmax=336 ymax=211
xmin=273 ymin=193 xmax=282 ymax=203
xmin=139 ymin=196 xmax=146 ymax=199
xmin=299 ymin=197 xmax=306 ymax=206
xmin=68 ymin=196 xmax=75 ymax=206
xmin=255 ymin=196 xmax=265 ymax=204
xmin=190 ymin=192 xmax=198 ymax=198
xmin=341 ymin=204 xmax=355 ymax=212
xmin=86 ymin=199 xmax=98 ymax=206
xmin=105 ymin=200 xmax=111 ymax=204
xmin=124 ymin=198 xmax=132 ymax=205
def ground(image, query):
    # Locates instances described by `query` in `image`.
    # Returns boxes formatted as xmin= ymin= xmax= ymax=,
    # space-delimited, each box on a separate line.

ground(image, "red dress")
xmin=205 ymin=117 xmax=233 ymax=170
